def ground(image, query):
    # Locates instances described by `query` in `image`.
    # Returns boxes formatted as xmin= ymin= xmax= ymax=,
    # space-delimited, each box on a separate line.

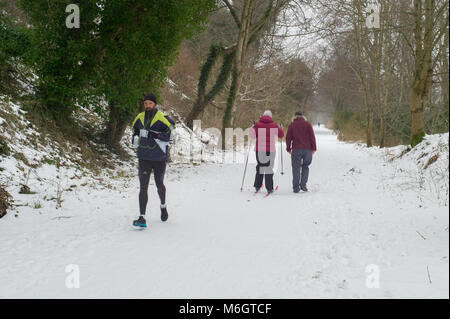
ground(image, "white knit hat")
xmin=263 ymin=110 xmax=273 ymax=118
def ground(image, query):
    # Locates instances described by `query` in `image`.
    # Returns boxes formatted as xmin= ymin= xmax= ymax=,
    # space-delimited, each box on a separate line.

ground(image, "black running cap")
xmin=143 ymin=93 xmax=157 ymax=104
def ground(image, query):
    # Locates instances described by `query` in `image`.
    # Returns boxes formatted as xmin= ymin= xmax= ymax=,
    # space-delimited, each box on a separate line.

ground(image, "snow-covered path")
xmin=0 ymin=127 xmax=448 ymax=298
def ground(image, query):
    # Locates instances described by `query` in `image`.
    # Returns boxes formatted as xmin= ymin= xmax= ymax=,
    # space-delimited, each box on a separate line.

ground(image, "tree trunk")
xmin=366 ymin=106 xmax=373 ymax=147
xmin=104 ymin=102 xmax=130 ymax=154
xmin=410 ymin=0 xmax=435 ymax=147
xmin=353 ymin=0 xmax=373 ymax=147
xmin=222 ymin=70 xmax=238 ymax=149
xmin=410 ymin=85 xmax=427 ymax=146
xmin=221 ymin=0 xmax=255 ymax=149
xmin=185 ymin=99 xmax=205 ymax=130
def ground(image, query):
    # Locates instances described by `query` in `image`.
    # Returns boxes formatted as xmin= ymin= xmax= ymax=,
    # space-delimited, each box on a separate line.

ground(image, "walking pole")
xmin=280 ymin=124 xmax=284 ymax=176
xmin=240 ymin=137 xmax=252 ymax=192
xmin=241 ymin=122 xmax=255 ymax=192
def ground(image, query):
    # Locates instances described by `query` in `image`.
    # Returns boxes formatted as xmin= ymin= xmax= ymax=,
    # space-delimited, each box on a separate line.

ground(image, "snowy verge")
xmin=380 ymin=134 xmax=448 ymax=206
xmin=0 ymin=94 xmax=219 ymax=217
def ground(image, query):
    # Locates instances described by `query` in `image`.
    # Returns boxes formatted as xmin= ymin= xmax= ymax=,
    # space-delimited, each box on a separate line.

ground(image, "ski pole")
xmin=240 ymin=137 xmax=251 ymax=192
xmin=240 ymin=122 xmax=255 ymax=192
xmin=280 ymin=124 xmax=284 ymax=176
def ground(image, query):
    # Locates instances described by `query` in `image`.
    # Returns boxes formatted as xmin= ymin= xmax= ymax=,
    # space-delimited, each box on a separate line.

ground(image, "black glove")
xmin=158 ymin=132 xmax=171 ymax=142
xmin=149 ymin=131 xmax=161 ymax=139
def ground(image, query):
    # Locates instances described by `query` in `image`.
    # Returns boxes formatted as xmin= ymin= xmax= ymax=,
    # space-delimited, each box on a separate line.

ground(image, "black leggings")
xmin=254 ymin=151 xmax=276 ymax=192
xmin=138 ymin=159 xmax=166 ymax=215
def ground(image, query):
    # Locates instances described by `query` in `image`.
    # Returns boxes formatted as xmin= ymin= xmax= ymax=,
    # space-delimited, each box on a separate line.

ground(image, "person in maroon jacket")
xmin=286 ymin=111 xmax=317 ymax=193
xmin=250 ymin=110 xmax=284 ymax=194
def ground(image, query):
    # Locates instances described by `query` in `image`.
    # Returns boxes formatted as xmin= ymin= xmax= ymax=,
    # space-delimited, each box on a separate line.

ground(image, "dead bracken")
xmin=424 ymin=153 xmax=440 ymax=170
xmin=0 ymin=186 xmax=13 ymax=218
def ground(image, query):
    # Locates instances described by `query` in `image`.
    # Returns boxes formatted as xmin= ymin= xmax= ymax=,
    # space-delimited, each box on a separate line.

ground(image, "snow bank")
xmin=0 ymin=92 xmax=220 ymax=218
xmin=0 ymin=95 xmax=143 ymax=216
xmin=367 ymin=133 xmax=449 ymax=207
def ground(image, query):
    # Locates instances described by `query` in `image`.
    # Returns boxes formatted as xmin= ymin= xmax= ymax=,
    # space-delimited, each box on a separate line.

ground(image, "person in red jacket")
xmin=286 ymin=111 xmax=317 ymax=193
xmin=250 ymin=111 xmax=284 ymax=194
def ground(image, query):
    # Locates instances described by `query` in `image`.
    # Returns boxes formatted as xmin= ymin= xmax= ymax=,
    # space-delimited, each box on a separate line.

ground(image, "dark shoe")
xmin=161 ymin=206 xmax=168 ymax=222
xmin=133 ymin=216 xmax=147 ymax=228
xmin=301 ymin=186 xmax=308 ymax=192
xmin=294 ymin=188 xmax=300 ymax=193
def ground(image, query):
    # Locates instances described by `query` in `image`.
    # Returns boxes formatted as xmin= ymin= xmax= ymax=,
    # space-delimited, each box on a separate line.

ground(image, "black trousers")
xmin=254 ymin=151 xmax=276 ymax=192
xmin=138 ymin=159 xmax=166 ymax=215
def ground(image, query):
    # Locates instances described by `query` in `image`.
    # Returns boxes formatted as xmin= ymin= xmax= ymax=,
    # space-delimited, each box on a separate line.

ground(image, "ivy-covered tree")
xmin=15 ymin=0 xmax=99 ymax=123
xmin=0 ymin=7 xmax=31 ymax=95
xmin=184 ymin=44 xmax=235 ymax=129
xmin=185 ymin=0 xmax=290 ymax=150
xmin=18 ymin=0 xmax=99 ymax=121
xmin=85 ymin=0 xmax=216 ymax=149
xmin=18 ymin=0 xmax=216 ymax=149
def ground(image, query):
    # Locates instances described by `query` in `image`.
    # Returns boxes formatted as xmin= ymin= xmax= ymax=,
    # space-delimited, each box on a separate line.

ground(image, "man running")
xmin=131 ymin=93 xmax=175 ymax=228
xmin=286 ymin=111 xmax=317 ymax=193
xmin=250 ymin=110 xmax=284 ymax=194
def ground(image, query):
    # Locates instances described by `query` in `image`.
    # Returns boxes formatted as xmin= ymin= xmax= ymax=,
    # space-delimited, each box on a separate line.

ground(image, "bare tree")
xmin=185 ymin=0 xmax=292 ymax=148
xmin=407 ymin=0 xmax=449 ymax=146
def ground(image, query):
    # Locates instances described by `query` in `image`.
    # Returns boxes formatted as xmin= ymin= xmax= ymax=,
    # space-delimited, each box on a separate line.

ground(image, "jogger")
xmin=132 ymin=93 xmax=175 ymax=228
